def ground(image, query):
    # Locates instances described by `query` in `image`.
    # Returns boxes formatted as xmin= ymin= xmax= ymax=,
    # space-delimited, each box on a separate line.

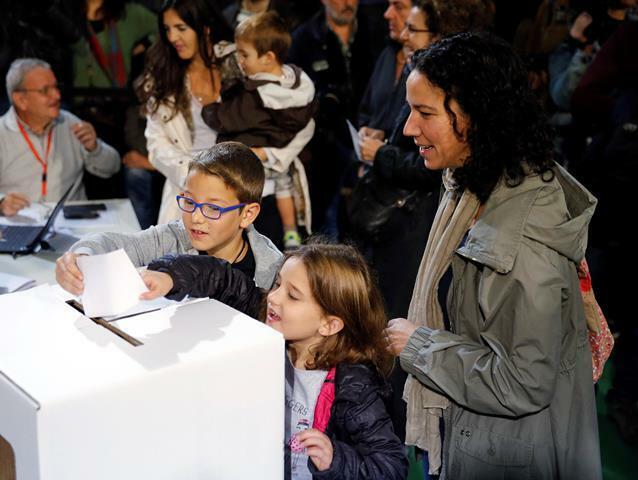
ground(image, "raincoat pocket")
xmin=448 ymin=424 xmax=533 ymax=479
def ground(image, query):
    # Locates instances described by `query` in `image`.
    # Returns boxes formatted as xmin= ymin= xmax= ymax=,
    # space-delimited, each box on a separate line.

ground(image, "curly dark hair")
xmin=413 ymin=0 xmax=494 ymax=36
xmin=136 ymin=0 xmax=233 ymax=118
xmin=411 ymin=32 xmax=555 ymax=202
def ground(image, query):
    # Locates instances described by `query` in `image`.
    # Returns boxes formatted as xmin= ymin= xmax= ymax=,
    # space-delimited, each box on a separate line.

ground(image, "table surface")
xmin=0 ymin=199 xmax=140 ymax=286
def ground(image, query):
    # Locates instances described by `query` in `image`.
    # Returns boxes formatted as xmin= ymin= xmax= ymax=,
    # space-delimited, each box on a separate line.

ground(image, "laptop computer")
xmin=0 ymin=176 xmax=81 ymax=256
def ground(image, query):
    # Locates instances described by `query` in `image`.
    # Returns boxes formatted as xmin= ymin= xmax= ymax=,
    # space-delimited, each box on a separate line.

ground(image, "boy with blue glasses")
xmin=175 ymin=196 xmax=245 ymax=220
xmin=56 ymin=142 xmax=282 ymax=297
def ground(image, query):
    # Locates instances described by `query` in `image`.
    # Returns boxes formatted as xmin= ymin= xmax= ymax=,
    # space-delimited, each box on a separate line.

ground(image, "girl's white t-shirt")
xmin=284 ymin=358 xmax=329 ymax=480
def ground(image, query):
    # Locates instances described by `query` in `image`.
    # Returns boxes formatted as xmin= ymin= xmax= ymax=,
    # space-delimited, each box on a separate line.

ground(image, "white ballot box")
xmin=0 ymin=286 xmax=284 ymax=480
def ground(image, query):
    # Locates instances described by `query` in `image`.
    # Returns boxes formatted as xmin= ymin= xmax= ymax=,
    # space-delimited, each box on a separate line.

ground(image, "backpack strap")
xmin=312 ymin=367 xmax=336 ymax=433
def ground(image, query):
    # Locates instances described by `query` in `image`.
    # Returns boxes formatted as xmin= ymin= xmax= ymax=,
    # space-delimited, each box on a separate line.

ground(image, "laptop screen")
xmin=35 ymin=173 xmax=83 ymax=243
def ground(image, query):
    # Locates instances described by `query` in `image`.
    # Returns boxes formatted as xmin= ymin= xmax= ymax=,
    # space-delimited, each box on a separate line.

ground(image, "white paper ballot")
xmin=346 ymin=119 xmax=365 ymax=163
xmin=77 ymin=249 xmax=148 ymax=318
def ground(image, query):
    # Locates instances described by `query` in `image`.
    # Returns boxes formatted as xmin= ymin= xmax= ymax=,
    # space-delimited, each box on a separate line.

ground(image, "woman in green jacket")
xmin=385 ymin=32 xmax=601 ymax=479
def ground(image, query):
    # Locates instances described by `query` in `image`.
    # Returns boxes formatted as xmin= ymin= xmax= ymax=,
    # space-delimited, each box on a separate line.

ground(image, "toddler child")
xmin=202 ymin=11 xmax=316 ymax=250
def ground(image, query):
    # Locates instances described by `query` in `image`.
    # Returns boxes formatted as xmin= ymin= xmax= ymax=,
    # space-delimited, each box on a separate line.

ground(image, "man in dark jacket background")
xmin=287 ymin=0 xmax=386 ymax=234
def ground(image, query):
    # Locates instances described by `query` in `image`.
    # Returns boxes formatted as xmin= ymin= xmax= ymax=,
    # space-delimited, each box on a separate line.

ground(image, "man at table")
xmin=0 ymin=58 xmax=120 ymax=216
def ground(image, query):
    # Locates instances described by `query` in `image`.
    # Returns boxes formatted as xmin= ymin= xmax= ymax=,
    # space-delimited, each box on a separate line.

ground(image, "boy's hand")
xmin=140 ymin=270 xmax=174 ymax=300
xmin=55 ymin=252 xmax=86 ymax=296
xmin=297 ymin=428 xmax=333 ymax=471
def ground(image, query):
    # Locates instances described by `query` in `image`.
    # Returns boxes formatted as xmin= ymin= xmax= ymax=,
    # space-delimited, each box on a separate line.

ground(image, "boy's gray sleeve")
xmin=69 ymin=221 xmax=192 ymax=267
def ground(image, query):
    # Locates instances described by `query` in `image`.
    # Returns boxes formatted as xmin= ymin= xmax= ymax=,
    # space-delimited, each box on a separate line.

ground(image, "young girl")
xmin=141 ymin=243 xmax=408 ymax=479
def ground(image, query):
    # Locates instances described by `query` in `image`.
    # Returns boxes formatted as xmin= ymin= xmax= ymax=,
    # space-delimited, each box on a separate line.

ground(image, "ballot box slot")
xmin=65 ymin=300 xmax=143 ymax=347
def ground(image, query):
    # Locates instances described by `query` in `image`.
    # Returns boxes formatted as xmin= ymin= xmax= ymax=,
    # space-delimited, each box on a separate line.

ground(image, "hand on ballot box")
xmin=140 ymin=270 xmax=174 ymax=301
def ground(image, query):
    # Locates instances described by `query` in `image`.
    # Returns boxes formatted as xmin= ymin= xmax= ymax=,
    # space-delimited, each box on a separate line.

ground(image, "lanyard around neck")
xmin=86 ymin=21 xmax=127 ymax=88
xmin=17 ymin=120 xmax=53 ymax=198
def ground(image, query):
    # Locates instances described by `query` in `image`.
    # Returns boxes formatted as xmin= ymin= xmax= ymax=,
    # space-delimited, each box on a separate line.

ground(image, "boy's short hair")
xmin=234 ymin=11 xmax=291 ymax=63
xmin=188 ymin=142 xmax=265 ymax=204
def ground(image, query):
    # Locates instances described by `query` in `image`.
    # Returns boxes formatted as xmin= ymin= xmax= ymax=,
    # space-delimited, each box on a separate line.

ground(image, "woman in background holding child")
xmin=137 ymin=0 xmax=237 ymax=224
xmin=139 ymin=2 xmax=313 ymax=251
xmin=141 ymin=242 xmax=408 ymax=479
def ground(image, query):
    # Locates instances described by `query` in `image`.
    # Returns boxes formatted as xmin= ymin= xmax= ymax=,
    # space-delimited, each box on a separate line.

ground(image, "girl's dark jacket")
xmin=313 ymin=363 xmax=408 ymax=479
xmin=147 ymin=254 xmax=408 ymax=479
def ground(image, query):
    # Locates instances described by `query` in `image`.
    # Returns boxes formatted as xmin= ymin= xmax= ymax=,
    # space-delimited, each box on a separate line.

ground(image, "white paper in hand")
xmin=77 ymin=249 xmax=148 ymax=318
xmin=346 ymin=119 xmax=363 ymax=162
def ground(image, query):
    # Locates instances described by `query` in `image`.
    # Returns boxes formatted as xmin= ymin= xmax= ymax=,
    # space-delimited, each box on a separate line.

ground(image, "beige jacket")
xmin=401 ymin=165 xmax=602 ymax=479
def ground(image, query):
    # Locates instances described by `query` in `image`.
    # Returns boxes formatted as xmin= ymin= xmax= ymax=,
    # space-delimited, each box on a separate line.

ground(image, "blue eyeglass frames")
xmin=176 ymin=195 xmax=245 ymax=220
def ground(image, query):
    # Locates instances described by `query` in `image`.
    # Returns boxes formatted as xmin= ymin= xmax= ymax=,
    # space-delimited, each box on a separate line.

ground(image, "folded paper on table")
xmin=0 ymin=272 xmax=36 ymax=295
xmin=77 ymin=249 xmax=148 ymax=317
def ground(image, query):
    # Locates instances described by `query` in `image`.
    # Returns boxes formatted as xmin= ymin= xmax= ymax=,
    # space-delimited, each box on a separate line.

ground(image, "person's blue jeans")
xmin=124 ymin=167 xmax=165 ymax=229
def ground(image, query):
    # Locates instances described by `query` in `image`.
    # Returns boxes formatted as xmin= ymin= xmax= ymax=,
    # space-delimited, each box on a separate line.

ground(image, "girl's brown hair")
xmin=283 ymin=241 xmax=394 ymax=377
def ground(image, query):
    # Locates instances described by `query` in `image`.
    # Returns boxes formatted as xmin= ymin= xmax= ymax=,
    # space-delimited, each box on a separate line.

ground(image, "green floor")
xmin=406 ymin=362 xmax=638 ymax=479
xmin=596 ymin=362 xmax=638 ymax=480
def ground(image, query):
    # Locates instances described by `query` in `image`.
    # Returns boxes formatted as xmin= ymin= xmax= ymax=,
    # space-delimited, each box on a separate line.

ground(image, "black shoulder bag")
xmin=347 ymin=167 xmax=418 ymax=244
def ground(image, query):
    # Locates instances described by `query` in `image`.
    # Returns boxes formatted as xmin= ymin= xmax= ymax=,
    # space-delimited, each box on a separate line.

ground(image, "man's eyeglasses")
xmin=176 ymin=195 xmax=245 ymax=220
xmin=404 ymin=23 xmax=431 ymax=34
xmin=15 ymin=84 xmax=62 ymax=96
